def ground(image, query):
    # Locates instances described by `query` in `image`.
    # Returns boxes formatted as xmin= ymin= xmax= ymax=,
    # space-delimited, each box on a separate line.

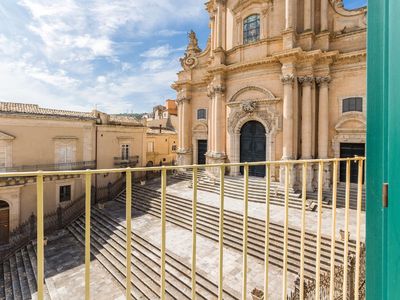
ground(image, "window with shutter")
xmin=342 ymin=97 xmax=363 ymax=113
xmin=121 ymin=144 xmax=130 ymax=159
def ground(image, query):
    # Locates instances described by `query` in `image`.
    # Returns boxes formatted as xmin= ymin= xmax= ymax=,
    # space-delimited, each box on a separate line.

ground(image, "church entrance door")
xmin=240 ymin=121 xmax=266 ymax=177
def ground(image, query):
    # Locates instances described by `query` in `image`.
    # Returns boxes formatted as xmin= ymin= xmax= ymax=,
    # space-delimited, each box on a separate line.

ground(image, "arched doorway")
xmin=240 ymin=121 xmax=266 ymax=177
xmin=0 ymin=200 xmax=9 ymax=245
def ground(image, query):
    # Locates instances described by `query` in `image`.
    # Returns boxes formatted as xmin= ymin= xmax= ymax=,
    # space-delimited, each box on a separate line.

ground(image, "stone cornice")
xmin=334 ymin=50 xmax=366 ymax=66
xmin=225 ymin=57 xmax=279 ymax=73
xmin=226 ymin=97 xmax=281 ymax=107
xmin=273 ymin=47 xmax=303 ymax=64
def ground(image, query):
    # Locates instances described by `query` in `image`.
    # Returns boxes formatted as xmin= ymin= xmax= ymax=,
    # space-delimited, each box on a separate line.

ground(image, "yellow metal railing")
xmin=0 ymin=157 xmax=366 ymax=300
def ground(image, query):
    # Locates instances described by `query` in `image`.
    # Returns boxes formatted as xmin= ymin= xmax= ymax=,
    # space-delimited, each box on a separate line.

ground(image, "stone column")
xmin=320 ymin=0 xmax=328 ymax=31
xmin=316 ymin=76 xmax=330 ymax=159
xmin=299 ymin=76 xmax=315 ymax=191
xmin=285 ymin=0 xmax=294 ymax=29
xmin=213 ymin=84 xmax=226 ymax=155
xmin=304 ymin=0 xmax=312 ymax=31
xmin=281 ymin=74 xmax=295 ymax=160
xmin=298 ymin=76 xmax=314 ymax=159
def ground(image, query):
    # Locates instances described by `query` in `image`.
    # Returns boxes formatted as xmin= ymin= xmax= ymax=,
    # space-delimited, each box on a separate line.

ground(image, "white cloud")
xmin=0 ymin=0 xmax=208 ymax=113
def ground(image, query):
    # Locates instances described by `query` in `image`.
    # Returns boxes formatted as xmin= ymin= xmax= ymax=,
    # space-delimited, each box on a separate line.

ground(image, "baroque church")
xmin=173 ymin=0 xmax=366 ymax=190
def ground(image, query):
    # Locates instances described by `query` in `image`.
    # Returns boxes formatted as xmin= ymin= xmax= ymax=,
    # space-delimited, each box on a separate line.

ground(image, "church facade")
xmin=173 ymin=0 xmax=366 ymax=189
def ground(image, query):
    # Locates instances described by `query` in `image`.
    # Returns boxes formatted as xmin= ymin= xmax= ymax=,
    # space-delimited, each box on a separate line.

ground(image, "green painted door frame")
xmin=367 ymin=0 xmax=400 ymax=299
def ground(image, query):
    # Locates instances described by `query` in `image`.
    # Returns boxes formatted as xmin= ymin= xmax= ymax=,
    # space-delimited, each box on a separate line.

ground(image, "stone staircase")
xmin=0 ymin=243 xmax=50 ymax=300
xmin=68 ymin=207 xmax=240 ymax=300
xmin=172 ymin=171 xmax=365 ymax=211
xmin=116 ymin=185 xmax=358 ymax=281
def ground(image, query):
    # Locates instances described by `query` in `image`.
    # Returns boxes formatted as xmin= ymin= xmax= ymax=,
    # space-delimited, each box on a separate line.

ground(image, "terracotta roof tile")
xmin=0 ymin=101 xmax=96 ymax=119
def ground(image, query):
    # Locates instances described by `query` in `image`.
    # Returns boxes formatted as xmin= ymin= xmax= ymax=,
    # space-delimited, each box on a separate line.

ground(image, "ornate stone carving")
xmin=316 ymin=76 xmax=331 ymax=86
xmin=228 ymin=109 xmax=275 ymax=134
xmin=240 ymin=100 xmax=257 ymax=113
xmin=281 ymin=74 xmax=296 ymax=85
xmin=180 ymin=30 xmax=201 ymax=70
xmin=207 ymin=83 xmax=226 ymax=97
xmin=298 ymin=76 xmax=314 ymax=86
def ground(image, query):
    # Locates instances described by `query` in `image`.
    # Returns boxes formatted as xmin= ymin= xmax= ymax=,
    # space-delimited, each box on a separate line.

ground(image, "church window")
xmin=243 ymin=14 xmax=260 ymax=44
xmin=197 ymin=109 xmax=207 ymax=120
xmin=343 ymin=97 xmax=363 ymax=113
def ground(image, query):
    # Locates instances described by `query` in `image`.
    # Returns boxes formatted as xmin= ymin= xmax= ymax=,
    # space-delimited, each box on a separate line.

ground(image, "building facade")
xmin=173 ymin=0 xmax=366 ymax=188
xmin=0 ymin=102 xmax=147 ymax=244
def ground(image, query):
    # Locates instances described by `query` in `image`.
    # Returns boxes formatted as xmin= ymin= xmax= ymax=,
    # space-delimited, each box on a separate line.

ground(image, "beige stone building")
xmin=146 ymin=127 xmax=178 ymax=167
xmin=0 ymin=102 xmax=147 ymax=244
xmin=173 ymin=0 xmax=366 ymax=188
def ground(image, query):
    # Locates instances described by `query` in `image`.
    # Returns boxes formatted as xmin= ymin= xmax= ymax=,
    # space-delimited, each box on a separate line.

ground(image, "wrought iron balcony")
xmin=0 ymin=161 xmax=96 ymax=173
xmin=113 ymin=156 xmax=139 ymax=168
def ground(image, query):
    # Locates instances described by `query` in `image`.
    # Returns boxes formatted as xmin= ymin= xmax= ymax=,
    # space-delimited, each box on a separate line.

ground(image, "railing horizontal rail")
xmin=0 ymin=157 xmax=365 ymax=178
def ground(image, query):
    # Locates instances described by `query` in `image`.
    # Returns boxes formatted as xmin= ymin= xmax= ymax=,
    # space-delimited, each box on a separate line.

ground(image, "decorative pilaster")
xmin=320 ymin=0 xmax=328 ymax=32
xmin=304 ymin=0 xmax=312 ymax=31
xmin=285 ymin=0 xmax=294 ymax=30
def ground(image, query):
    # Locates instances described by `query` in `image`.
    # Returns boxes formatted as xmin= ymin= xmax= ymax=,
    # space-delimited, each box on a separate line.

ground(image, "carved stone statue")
xmin=180 ymin=30 xmax=201 ymax=70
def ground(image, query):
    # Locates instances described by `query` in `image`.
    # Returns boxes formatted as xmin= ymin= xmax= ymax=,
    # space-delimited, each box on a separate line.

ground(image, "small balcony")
xmin=113 ymin=156 xmax=139 ymax=168
xmin=0 ymin=161 xmax=96 ymax=173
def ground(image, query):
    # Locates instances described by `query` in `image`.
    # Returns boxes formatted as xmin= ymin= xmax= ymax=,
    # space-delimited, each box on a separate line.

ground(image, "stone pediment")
xmin=0 ymin=131 xmax=15 ymax=140
xmin=232 ymin=0 xmax=273 ymax=14
xmin=335 ymin=113 xmax=366 ymax=133
xmin=192 ymin=123 xmax=208 ymax=132
xmin=228 ymin=86 xmax=280 ymax=104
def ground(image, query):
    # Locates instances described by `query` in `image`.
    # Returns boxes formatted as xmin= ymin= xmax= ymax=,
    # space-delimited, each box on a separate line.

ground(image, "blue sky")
xmin=0 ymin=0 xmax=367 ymax=113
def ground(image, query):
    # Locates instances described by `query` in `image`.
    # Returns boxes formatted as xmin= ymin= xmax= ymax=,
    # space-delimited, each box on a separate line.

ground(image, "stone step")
xmin=67 ymin=223 xmax=145 ymax=300
xmin=118 ymin=187 xmax=357 ymax=280
xmin=15 ymin=250 xmax=31 ymax=300
xmin=20 ymin=247 xmax=37 ymax=299
xmin=0 ymin=264 xmax=5 ymax=299
xmin=3 ymin=259 xmax=14 ymax=300
xmin=73 ymin=217 xmax=191 ymax=300
xmin=126 ymin=189 xmax=349 ymax=260
xmin=9 ymin=255 xmax=23 ymax=300
xmin=128 ymin=186 xmax=356 ymax=252
xmin=91 ymin=207 xmax=239 ymax=300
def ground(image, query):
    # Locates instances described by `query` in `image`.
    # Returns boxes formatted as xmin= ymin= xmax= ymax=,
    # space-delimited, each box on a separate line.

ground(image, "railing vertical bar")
xmin=160 ymin=167 xmax=167 ymax=300
xmin=343 ymin=159 xmax=351 ymax=299
xmin=242 ymin=163 xmax=249 ymax=300
xmin=264 ymin=163 xmax=271 ymax=300
xmin=282 ymin=163 xmax=290 ymax=300
xmin=218 ymin=165 xmax=225 ymax=300
xmin=36 ymin=173 xmax=44 ymax=300
xmin=300 ymin=162 xmax=307 ymax=300
xmin=126 ymin=169 xmax=132 ymax=299
xmin=192 ymin=166 xmax=198 ymax=300
xmin=354 ymin=159 xmax=364 ymax=299
xmin=329 ymin=160 xmax=339 ymax=300
xmin=85 ymin=172 xmax=91 ymax=300
xmin=315 ymin=162 xmax=324 ymax=300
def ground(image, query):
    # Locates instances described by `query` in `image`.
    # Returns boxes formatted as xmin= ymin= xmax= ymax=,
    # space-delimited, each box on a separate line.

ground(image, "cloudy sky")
xmin=0 ymin=0 xmax=367 ymax=114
